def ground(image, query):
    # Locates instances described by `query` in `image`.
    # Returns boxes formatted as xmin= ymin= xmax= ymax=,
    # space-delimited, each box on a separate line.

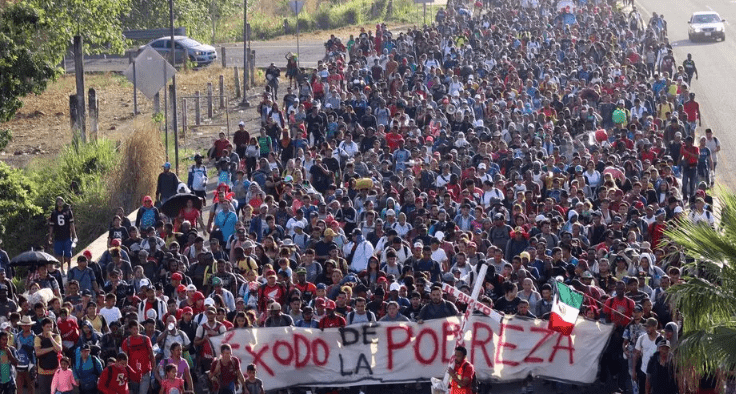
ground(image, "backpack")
xmin=458 ymin=360 xmax=480 ymax=394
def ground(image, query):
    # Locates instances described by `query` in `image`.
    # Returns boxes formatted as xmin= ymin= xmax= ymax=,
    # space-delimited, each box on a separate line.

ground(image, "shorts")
xmin=53 ymin=239 xmax=73 ymax=257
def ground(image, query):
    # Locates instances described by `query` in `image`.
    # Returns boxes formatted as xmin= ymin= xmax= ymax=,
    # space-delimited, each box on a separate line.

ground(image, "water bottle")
xmin=71 ymin=237 xmax=78 ymax=249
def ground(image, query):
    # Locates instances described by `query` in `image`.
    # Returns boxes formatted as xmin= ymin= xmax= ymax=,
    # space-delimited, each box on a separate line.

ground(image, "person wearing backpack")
xmin=98 ymin=352 xmax=141 ymax=394
xmin=346 ymin=297 xmax=376 ymax=325
xmin=187 ymin=154 xmax=208 ymax=200
xmin=122 ymin=320 xmax=156 ymax=394
xmin=193 ymin=307 xmax=226 ymax=375
xmin=74 ymin=344 xmax=103 ymax=394
xmin=15 ymin=316 xmax=35 ymax=394
xmin=448 ymin=346 xmax=476 ymax=394
xmin=0 ymin=331 xmax=19 ymax=394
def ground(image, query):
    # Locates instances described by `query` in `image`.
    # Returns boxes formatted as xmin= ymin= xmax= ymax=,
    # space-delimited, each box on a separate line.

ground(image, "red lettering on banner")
xmin=524 ymin=326 xmax=555 ymax=364
xmin=221 ymin=331 xmax=239 ymax=350
xmin=294 ymin=333 xmax=311 ymax=368
xmin=442 ymin=321 xmax=462 ymax=363
xmin=549 ymin=333 xmax=575 ymax=365
xmin=386 ymin=325 xmax=413 ymax=370
xmin=470 ymin=322 xmax=493 ymax=368
xmin=311 ymin=339 xmax=329 ymax=366
xmin=246 ymin=344 xmax=274 ymax=376
xmin=273 ymin=340 xmax=294 ymax=366
xmin=413 ymin=328 xmax=439 ymax=365
xmin=494 ymin=322 xmax=524 ymax=367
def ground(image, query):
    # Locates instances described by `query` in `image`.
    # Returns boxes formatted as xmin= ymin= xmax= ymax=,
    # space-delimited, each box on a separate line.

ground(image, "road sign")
xmin=123 ymin=46 xmax=177 ymax=100
xmin=290 ymin=0 xmax=304 ymax=14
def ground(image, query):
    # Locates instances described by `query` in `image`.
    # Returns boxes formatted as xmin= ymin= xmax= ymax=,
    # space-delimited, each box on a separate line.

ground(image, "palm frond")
xmin=668 ymin=277 xmax=736 ymax=332
xmin=675 ymin=324 xmax=736 ymax=374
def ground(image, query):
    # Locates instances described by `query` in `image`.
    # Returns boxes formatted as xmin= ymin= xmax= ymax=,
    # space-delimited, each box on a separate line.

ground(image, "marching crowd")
xmin=0 ymin=0 xmax=728 ymax=393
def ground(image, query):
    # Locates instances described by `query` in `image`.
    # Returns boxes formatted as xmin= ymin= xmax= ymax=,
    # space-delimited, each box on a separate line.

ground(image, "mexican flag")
xmin=548 ymin=281 xmax=584 ymax=336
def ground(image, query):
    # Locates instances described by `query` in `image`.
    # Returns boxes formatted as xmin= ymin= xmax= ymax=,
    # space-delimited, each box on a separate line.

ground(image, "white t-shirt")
xmin=635 ymin=334 xmax=660 ymax=373
xmin=99 ymin=306 xmax=122 ymax=326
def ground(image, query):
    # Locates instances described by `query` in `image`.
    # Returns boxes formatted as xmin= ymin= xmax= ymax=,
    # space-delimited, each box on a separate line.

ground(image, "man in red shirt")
xmin=318 ymin=300 xmax=346 ymax=329
xmin=448 ymin=346 xmax=474 ymax=394
xmin=680 ymin=135 xmax=700 ymax=199
xmin=98 ymin=353 xmax=141 ymax=394
xmin=122 ymin=320 xmax=156 ymax=394
xmin=604 ymin=281 xmax=635 ymax=328
xmin=682 ymin=92 xmax=702 ymax=133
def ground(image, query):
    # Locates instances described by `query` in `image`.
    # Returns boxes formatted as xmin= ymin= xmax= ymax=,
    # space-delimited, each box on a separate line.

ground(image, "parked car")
xmin=688 ymin=11 xmax=726 ymax=41
xmin=141 ymin=36 xmax=217 ymax=66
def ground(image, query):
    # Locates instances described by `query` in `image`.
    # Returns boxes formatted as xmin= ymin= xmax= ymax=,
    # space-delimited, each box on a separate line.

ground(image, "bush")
xmin=0 ymin=129 xmax=11 ymax=151
xmin=0 ymin=162 xmax=45 ymax=255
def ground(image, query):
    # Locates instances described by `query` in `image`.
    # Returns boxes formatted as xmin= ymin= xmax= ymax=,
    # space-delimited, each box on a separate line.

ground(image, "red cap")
xmin=265 ymin=269 xmax=277 ymax=277
xmin=82 ymin=250 xmax=93 ymax=259
xmin=315 ymin=297 xmax=326 ymax=306
xmin=377 ymin=277 xmax=388 ymax=283
xmin=325 ymin=300 xmax=336 ymax=310
xmin=193 ymin=291 xmax=205 ymax=301
xmin=177 ymin=284 xmax=187 ymax=293
xmin=182 ymin=306 xmax=193 ymax=314
xmin=110 ymin=239 xmax=121 ymax=247
xmin=171 ymin=273 xmax=183 ymax=281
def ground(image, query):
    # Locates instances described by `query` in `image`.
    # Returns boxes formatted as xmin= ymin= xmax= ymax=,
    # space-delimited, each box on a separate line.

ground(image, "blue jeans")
xmin=129 ymin=371 xmax=151 ymax=394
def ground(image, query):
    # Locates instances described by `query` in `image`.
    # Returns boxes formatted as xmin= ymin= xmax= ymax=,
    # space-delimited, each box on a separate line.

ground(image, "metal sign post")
xmin=290 ymin=1 xmax=304 ymax=68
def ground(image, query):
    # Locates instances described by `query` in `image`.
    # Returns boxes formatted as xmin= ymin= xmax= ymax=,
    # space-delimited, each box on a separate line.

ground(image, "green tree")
xmin=0 ymin=0 xmax=131 ymax=123
xmin=0 ymin=4 xmax=59 ymax=123
xmin=665 ymin=191 xmax=736 ymax=381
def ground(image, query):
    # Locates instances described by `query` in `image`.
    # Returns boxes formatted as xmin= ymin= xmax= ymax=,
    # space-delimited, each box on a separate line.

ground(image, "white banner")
xmin=212 ymin=314 xmax=613 ymax=390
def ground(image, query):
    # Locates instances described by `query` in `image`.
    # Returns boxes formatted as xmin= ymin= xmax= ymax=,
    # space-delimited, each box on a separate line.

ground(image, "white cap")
xmin=204 ymin=298 xmax=216 ymax=306
xmin=386 ymin=209 xmax=396 ymax=216
xmin=674 ymin=206 xmax=684 ymax=214
xmin=389 ymin=282 xmax=401 ymax=292
xmin=186 ymin=284 xmax=197 ymax=291
xmin=238 ymin=121 xmax=245 ymax=126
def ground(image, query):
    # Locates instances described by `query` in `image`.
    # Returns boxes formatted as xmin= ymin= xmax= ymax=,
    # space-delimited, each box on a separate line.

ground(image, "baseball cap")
xmin=182 ymin=307 xmax=194 ymax=315
xmin=316 ymin=283 xmax=326 ymax=290
xmin=269 ymin=303 xmax=282 ymax=311
xmin=239 ymin=121 xmax=245 ymax=126
xmin=171 ymin=273 xmax=183 ymax=281
xmin=163 ymin=162 xmax=171 ymax=169
xmin=177 ymin=284 xmax=187 ymax=293
xmin=186 ymin=284 xmax=197 ymax=291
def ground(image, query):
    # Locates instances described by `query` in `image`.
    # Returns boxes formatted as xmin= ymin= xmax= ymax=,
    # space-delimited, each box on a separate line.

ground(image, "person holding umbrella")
xmin=48 ymin=197 xmax=77 ymax=274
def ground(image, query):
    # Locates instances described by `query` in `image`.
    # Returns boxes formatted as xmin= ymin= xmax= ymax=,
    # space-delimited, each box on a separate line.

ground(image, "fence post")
xmin=219 ymin=75 xmax=226 ymax=109
xmin=207 ymin=82 xmax=213 ymax=118
xmin=195 ymin=91 xmax=201 ymax=126
xmin=128 ymin=50 xmax=134 ymax=64
xmin=234 ymin=67 xmax=241 ymax=98
xmin=221 ymin=47 xmax=227 ymax=68
xmin=250 ymin=50 xmax=256 ymax=86
xmin=182 ymin=98 xmax=188 ymax=133
xmin=69 ymin=94 xmax=80 ymax=132
xmin=88 ymin=88 xmax=99 ymax=141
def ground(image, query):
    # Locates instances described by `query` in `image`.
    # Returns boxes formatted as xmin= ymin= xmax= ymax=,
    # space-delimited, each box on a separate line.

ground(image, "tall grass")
xmin=108 ymin=119 xmax=167 ymax=213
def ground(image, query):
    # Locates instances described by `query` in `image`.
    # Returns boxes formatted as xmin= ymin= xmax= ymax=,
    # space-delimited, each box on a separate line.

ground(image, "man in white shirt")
xmin=688 ymin=197 xmax=715 ymax=228
xmin=343 ymin=229 xmax=374 ymax=273
xmin=633 ymin=318 xmax=662 ymax=392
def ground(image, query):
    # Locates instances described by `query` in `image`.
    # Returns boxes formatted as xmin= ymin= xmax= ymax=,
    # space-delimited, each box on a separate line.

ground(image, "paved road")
xmin=634 ymin=0 xmax=736 ymax=191
xmin=64 ymin=40 xmax=326 ymax=73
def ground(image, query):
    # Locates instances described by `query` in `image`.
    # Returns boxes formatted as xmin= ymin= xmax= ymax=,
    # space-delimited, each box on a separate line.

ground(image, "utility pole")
xmin=241 ymin=0 xmax=251 ymax=107
xmin=170 ymin=0 xmax=179 ymax=174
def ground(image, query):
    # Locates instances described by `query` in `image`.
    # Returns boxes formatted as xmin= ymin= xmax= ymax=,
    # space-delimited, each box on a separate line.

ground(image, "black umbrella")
xmin=160 ymin=193 xmax=203 ymax=218
xmin=10 ymin=250 xmax=59 ymax=267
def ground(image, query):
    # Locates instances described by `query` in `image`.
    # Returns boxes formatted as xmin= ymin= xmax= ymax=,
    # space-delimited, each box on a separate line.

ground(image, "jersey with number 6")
xmin=49 ymin=208 xmax=74 ymax=241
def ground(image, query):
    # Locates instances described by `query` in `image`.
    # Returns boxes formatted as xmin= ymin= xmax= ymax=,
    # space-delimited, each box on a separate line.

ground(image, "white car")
xmin=688 ymin=11 xmax=726 ymax=41
xmin=141 ymin=36 xmax=217 ymax=66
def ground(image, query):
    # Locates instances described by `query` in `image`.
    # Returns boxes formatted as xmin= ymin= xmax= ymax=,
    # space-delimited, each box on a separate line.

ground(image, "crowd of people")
xmin=0 ymin=0 xmax=728 ymax=393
